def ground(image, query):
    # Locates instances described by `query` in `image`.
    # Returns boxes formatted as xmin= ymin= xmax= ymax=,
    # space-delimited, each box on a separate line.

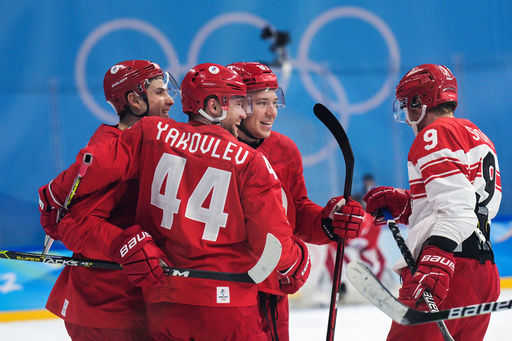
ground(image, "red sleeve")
xmin=45 ymin=124 xmax=143 ymax=259
xmin=72 ymin=120 xmax=144 ymax=198
xmin=47 ymin=151 xmax=89 ymax=207
xmin=57 ymin=193 xmax=124 ymax=261
xmin=287 ymin=143 xmax=328 ymax=245
xmin=240 ymin=152 xmax=301 ymax=272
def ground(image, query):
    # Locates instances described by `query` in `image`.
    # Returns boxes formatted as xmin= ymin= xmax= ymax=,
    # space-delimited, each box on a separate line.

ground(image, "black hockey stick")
xmin=347 ymin=260 xmax=512 ymax=325
xmin=1 ymin=233 xmax=282 ymax=284
xmin=313 ymin=103 xmax=354 ymax=341
xmin=42 ymin=152 xmax=93 ymax=255
xmin=386 ymin=218 xmax=454 ymax=341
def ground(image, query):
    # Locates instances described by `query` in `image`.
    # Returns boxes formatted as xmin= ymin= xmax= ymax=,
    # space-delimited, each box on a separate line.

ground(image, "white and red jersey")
xmin=252 ymin=131 xmax=327 ymax=296
xmin=45 ymin=124 xmax=146 ymax=329
xmin=75 ymin=117 xmax=302 ymax=307
xmin=401 ymin=117 xmax=502 ymax=270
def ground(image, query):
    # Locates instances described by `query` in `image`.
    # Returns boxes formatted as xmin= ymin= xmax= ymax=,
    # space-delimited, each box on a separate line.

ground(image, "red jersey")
xmin=401 ymin=117 xmax=502 ymax=269
xmin=253 ymin=131 xmax=328 ymax=295
xmin=45 ymin=124 xmax=146 ymax=329
xmin=74 ymin=117 xmax=302 ymax=307
xmin=258 ymin=132 xmax=327 ymax=244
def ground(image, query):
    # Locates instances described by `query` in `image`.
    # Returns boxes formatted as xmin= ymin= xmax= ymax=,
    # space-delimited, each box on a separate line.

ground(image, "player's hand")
xmin=400 ymin=245 xmax=455 ymax=309
xmin=363 ymin=186 xmax=411 ymax=224
xmin=38 ymin=184 xmax=62 ymax=240
xmin=278 ymin=237 xmax=311 ymax=294
xmin=110 ymin=225 xmax=169 ymax=289
xmin=321 ymin=196 xmax=364 ymax=241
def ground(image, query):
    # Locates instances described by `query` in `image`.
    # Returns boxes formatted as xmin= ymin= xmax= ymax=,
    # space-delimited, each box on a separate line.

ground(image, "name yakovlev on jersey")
xmin=155 ymin=121 xmax=249 ymax=165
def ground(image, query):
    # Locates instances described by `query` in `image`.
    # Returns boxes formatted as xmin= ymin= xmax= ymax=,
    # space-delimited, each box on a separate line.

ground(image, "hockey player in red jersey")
xmin=37 ymin=60 xmax=178 ymax=340
xmin=227 ymin=61 xmax=365 ymax=341
xmin=56 ymin=63 xmax=314 ymax=340
xmin=363 ymin=64 xmax=501 ymax=341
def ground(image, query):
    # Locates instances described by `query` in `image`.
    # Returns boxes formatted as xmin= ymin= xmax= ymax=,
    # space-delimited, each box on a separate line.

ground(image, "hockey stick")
xmin=386 ymin=218 xmax=454 ymax=341
xmin=347 ymin=260 xmax=512 ymax=325
xmin=313 ymin=103 xmax=354 ymax=341
xmin=2 ymin=232 xmax=282 ymax=284
xmin=42 ymin=153 xmax=93 ymax=255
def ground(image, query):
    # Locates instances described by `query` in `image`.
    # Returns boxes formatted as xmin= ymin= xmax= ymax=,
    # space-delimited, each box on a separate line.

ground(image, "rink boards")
xmin=1 ymin=217 xmax=512 ymax=321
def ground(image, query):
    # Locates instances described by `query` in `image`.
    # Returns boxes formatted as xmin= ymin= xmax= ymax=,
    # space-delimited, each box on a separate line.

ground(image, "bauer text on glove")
xmin=400 ymin=245 xmax=455 ymax=309
xmin=110 ymin=225 xmax=169 ymax=289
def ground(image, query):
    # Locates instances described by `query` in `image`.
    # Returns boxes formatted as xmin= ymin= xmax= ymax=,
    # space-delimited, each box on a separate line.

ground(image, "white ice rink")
xmin=1 ymin=290 xmax=511 ymax=341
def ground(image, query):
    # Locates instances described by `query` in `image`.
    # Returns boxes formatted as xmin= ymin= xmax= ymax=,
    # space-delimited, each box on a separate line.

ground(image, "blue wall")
xmin=1 ymin=1 xmax=510 ymax=252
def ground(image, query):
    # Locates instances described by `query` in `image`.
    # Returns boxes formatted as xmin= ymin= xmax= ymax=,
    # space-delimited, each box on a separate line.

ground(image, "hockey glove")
xmin=321 ymin=196 xmax=364 ymax=241
xmin=38 ymin=184 xmax=62 ymax=240
xmin=110 ymin=225 xmax=169 ymax=289
xmin=278 ymin=237 xmax=311 ymax=294
xmin=400 ymin=245 xmax=455 ymax=309
xmin=363 ymin=186 xmax=411 ymax=224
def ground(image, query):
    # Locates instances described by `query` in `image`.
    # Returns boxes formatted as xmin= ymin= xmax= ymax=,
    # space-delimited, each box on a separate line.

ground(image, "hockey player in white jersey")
xmin=364 ymin=64 xmax=502 ymax=341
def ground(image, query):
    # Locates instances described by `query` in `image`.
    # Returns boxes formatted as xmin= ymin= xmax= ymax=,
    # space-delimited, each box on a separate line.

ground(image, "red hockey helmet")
xmin=227 ymin=62 xmax=278 ymax=92
xmin=181 ymin=63 xmax=246 ymax=120
xmin=394 ymin=64 xmax=457 ymax=134
xmin=226 ymin=62 xmax=285 ymax=114
xmin=395 ymin=64 xmax=457 ymax=113
xmin=104 ymin=60 xmax=178 ymax=113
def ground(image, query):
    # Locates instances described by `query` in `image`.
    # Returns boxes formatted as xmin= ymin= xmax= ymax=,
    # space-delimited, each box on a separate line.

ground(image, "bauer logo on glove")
xmin=420 ymin=254 xmax=455 ymax=272
xmin=120 ymin=230 xmax=152 ymax=258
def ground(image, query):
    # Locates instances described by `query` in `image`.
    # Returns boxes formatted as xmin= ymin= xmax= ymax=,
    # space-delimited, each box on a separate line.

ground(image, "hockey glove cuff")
xmin=38 ymin=184 xmax=63 ymax=240
xmin=277 ymin=237 xmax=311 ymax=294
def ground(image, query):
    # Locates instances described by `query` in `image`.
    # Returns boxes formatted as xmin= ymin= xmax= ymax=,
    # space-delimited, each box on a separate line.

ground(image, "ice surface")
xmin=1 ymin=290 xmax=511 ymax=340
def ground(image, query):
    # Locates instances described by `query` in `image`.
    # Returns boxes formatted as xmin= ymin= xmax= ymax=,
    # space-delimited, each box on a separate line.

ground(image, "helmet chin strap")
xmin=406 ymin=104 xmax=427 ymax=136
xmin=198 ymin=108 xmax=226 ymax=123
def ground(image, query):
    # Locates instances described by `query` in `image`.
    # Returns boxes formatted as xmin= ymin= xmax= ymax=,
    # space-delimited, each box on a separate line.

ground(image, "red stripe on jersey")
xmin=409 ymin=180 xmax=426 ymax=198
xmin=420 ymin=157 xmax=468 ymax=185
xmin=424 ymin=169 xmax=464 ymax=185
xmin=468 ymin=162 xmax=480 ymax=184
xmin=419 ymin=156 xmax=463 ymax=172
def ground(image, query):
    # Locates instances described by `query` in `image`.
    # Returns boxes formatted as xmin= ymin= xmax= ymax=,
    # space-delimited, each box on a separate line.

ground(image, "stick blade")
xmin=248 ymin=233 xmax=282 ymax=284
xmin=346 ymin=261 xmax=410 ymax=324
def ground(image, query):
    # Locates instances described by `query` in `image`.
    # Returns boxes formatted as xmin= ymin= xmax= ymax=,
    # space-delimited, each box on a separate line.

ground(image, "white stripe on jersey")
xmin=417 ymin=148 xmax=466 ymax=172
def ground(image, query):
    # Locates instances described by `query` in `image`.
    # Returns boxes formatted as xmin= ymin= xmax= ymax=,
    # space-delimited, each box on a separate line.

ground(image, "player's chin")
xmin=258 ymin=126 xmax=272 ymax=138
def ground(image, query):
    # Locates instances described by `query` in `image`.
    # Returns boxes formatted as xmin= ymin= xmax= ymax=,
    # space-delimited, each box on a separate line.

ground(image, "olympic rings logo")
xmin=75 ymin=6 xmax=400 ymax=166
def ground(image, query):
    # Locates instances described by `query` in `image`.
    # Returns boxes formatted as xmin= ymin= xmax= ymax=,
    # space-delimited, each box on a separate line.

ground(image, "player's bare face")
xmin=222 ymin=96 xmax=247 ymax=137
xmin=146 ymin=79 xmax=174 ymax=118
xmin=244 ymin=90 xmax=279 ymax=139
